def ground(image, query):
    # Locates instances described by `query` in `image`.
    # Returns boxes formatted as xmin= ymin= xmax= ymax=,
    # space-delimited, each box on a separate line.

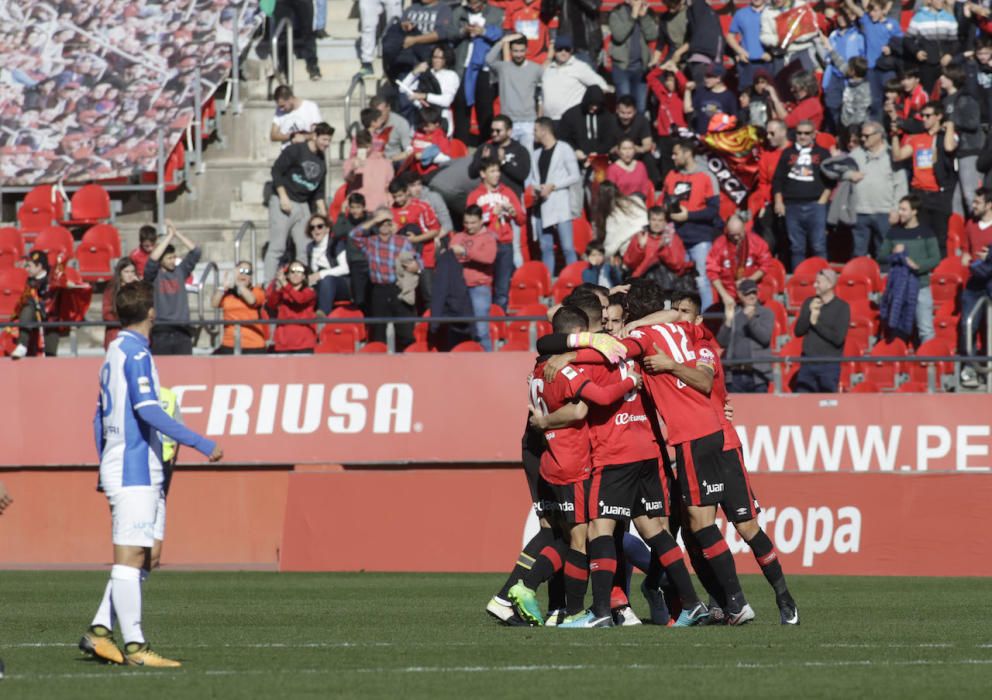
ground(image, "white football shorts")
xmin=153 ymin=494 xmax=166 ymax=542
xmin=108 ymin=487 xmax=162 ymax=548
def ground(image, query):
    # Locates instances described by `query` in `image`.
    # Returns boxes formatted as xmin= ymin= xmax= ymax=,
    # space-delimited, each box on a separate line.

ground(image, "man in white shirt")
xmin=541 ymin=35 xmax=612 ymax=122
xmin=270 ymin=85 xmax=324 ymax=149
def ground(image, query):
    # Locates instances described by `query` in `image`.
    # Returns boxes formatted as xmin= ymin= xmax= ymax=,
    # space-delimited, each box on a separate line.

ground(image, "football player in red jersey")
xmin=559 ymin=279 xmax=756 ymax=625
xmin=650 ymin=290 xmax=799 ymax=625
xmin=508 ymin=305 xmax=641 ymax=626
xmin=532 ymin=291 xmax=708 ymax=628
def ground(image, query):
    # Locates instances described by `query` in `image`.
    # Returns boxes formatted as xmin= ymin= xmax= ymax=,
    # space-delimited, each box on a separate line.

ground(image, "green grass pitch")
xmin=1 ymin=572 xmax=989 ymax=698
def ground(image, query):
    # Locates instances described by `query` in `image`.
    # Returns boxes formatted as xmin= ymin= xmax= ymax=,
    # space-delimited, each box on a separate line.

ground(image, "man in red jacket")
xmin=448 ymin=205 xmax=498 ymax=349
xmin=748 ymin=119 xmax=789 ymax=259
xmin=622 ymin=206 xmax=694 ymax=281
xmin=706 ymin=214 xmax=772 ymax=308
xmin=467 ymin=159 xmax=526 ymax=310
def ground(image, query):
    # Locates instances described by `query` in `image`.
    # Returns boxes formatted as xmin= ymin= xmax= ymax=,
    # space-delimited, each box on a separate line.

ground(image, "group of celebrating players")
xmin=486 ymin=278 xmax=800 ymax=628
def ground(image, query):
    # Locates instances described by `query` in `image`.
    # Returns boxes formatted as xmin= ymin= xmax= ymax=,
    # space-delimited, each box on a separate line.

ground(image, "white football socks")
xmin=91 ymin=580 xmax=116 ymax=630
xmin=110 ymin=565 xmax=145 ymax=645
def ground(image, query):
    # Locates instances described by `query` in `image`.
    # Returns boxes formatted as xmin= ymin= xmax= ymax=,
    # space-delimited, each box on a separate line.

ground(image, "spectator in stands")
xmin=305 ymin=214 xmax=350 ymax=315
xmin=343 ymin=129 xmax=393 ymax=212
xmin=599 ymin=180 xmax=649 ymax=259
xmin=608 ymin=0 xmax=660 ymax=115
xmin=645 ymin=68 xmax=687 ymax=173
xmin=661 ymin=138 xmax=721 ymax=308
xmin=349 ymin=208 xmax=421 ymax=350
xmin=582 ymin=240 xmax=623 ymax=288
xmin=727 ymin=0 xmax=772 ymax=90
xmin=606 ymin=137 xmax=652 ymax=200
xmin=405 ymin=171 xmax=453 ymax=239
xmin=451 ymin=0 xmax=503 ymax=145
xmin=766 ymin=71 xmax=824 ymax=130
xmin=685 ymin=63 xmax=737 ymax=135
xmin=468 ymin=159 xmax=526 ymax=309
xmin=940 ymin=65 xmax=984 ymax=216
xmin=468 ymin=115 xmax=531 ymax=197
xmin=102 ymin=258 xmax=138 ymax=349
xmin=840 ymin=57 xmax=872 ymax=129
xmin=266 ymin=262 xmax=317 ymax=354
xmin=274 ymin=0 xmax=321 ymax=81
xmin=398 ymin=44 xmax=460 ymax=137
xmin=144 ymin=221 xmax=201 ymax=356
xmin=265 ymin=122 xmax=333 ymax=282
xmin=390 ymin=176 xmax=441 ymax=305
xmin=819 ymin=7 xmax=866 ymax=131
xmin=128 ymin=224 xmax=157 ymax=278
xmin=486 ymin=35 xmax=542 ymax=154
xmin=844 ymin=0 xmax=903 ymax=119
xmin=717 ymin=278 xmax=775 ymax=393
xmin=613 ymin=95 xmax=658 ymax=183
xmin=750 ymin=118 xmax=789 ymax=255
xmin=10 ymin=250 xmax=57 ymax=359
xmin=359 ymin=0 xmax=403 ymax=75
xmin=905 ymin=0 xmax=958 ymax=93
xmin=211 ymin=260 xmax=267 ymax=355
xmin=960 ymin=188 xmax=992 ymax=384
xmin=759 ymin=0 xmax=817 ymax=72
xmin=878 ymin=194 xmax=940 ymax=343
xmin=846 ymin=120 xmax=906 ymax=258
xmin=554 ymin=0 xmax=604 ymax=68
xmin=333 ymin=193 xmax=372 ymax=313
xmin=410 ymin=107 xmax=453 ymax=176
xmin=662 ymin=0 xmax=725 ymax=82
xmin=370 ymin=96 xmax=413 ymax=163
xmin=707 ymin=214 xmax=772 ymax=308
xmin=501 ymin=0 xmax=553 ymax=64
xmin=382 ymin=0 xmax=456 ymax=80
xmin=794 ymin=268 xmax=851 ymax=393
xmin=530 ymin=117 xmax=582 ymax=273
xmin=890 ymin=102 xmax=957 ymax=257
xmin=772 ymin=120 xmax=832 ymax=271
xmin=449 ymin=204 xmax=498 ymax=349
xmin=558 ymin=86 xmax=620 ymax=169
xmin=541 ymin=35 xmax=611 ymax=122
xmin=622 ymin=206 xmax=695 ymax=287
xmin=270 ymin=85 xmax=323 ymax=150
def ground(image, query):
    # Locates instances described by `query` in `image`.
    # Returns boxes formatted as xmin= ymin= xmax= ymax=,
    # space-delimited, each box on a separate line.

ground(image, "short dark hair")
xmin=493 ymin=114 xmax=512 ymax=131
xmin=671 ymin=290 xmax=702 ymax=315
xmin=900 ymin=67 xmax=920 ymax=82
xmin=163 ymin=244 xmax=175 ymax=256
xmin=648 ymin=205 xmax=667 ymax=218
xmin=883 ymin=78 xmax=901 ymax=94
xmin=401 ymin=170 xmax=422 ymax=186
xmin=607 ymin=292 xmax=626 ymax=308
xmin=273 ymin=85 xmax=293 ymax=101
xmin=388 ymin=177 xmax=408 ymax=195
xmin=942 ymin=64 xmax=966 ymax=89
xmin=624 ymin=278 xmax=667 ymax=322
xmin=585 ymin=240 xmax=605 ymax=255
xmin=138 ymin=224 xmax=157 ymax=242
xmin=552 ymin=304 xmax=589 ymax=334
xmin=509 ymin=35 xmax=528 ymax=49
xmin=900 ymin=193 xmax=921 ymax=212
xmin=313 ymin=122 xmax=334 ymax=137
xmin=355 ymin=129 xmax=372 ymax=147
xmin=347 ymin=192 xmax=366 ymax=206
xmin=464 ymin=204 xmax=483 ymax=219
xmin=576 ymin=282 xmax=609 ymax=299
xmin=923 ymin=101 xmax=945 ymax=118
xmin=369 ymin=95 xmax=389 ymax=111
xmin=564 ymin=289 xmax=604 ymax=327
xmin=849 ymin=56 xmax=868 ymax=79
xmin=616 ymin=95 xmax=637 ymax=110
xmin=116 ymin=281 xmax=155 ymax=327
xmin=975 ymin=186 xmax=990 ymax=202
xmin=534 ymin=116 xmax=555 ymax=136
xmin=480 ymin=157 xmax=501 ymax=172
xmin=360 ymin=107 xmax=381 ymax=129
xmin=673 ymin=138 xmax=697 ymax=156
xmin=418 ymin=106 xmax=441 ymax=127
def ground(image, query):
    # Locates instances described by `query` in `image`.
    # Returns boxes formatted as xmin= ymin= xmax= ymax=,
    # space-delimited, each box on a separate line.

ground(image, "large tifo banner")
xmin=1 ymin=354 xmax=991 ymax=471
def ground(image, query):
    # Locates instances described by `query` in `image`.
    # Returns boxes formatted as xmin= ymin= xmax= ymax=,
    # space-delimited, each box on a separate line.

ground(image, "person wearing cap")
xmin=541 ymin=35 xmax=611 ymax=122
xmin=10 ymin=250 xmax=59 ymax=359
xmin=706 ymin=214 xmax=773 ymax=309
xmin=684 ymin=62 xmax=738 ymax=135
xmin=793 ymin=268 xmax=851 ymax=393
xmin=716 ymin=278 xmax=775 ymax=393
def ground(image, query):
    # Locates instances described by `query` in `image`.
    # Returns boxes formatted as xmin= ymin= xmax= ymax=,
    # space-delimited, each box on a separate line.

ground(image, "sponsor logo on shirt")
xmin=138 ymin=377 xmax=152 ymax=394
xmin=702 ymin=479 xmax=725 ymax=495
xmin=614 ymin=412 xmax=648 ymax=425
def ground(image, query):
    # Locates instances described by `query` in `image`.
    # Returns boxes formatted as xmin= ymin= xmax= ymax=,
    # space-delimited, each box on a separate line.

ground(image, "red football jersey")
xmin=392 ymin=199 xmax=440 ymax=268
xmin=580 ymin=362 xmax=659 ymax=469
xmin=625 ymin=322 xmax=723 ymax=445
xmin=530 ymin=361 xmax=592 ymax=485
xmin=696 ymin=330 xmax=742 ymax=450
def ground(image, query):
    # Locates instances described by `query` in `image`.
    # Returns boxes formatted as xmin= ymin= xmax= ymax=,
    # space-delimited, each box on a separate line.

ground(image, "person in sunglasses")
xmin=305 ymin=214 xmax=350 ymax=315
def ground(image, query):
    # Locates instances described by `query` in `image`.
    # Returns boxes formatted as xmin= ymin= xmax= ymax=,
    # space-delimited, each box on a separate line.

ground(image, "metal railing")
xmin=964 ymin=296 xmax=992 ymax=391
xmin=233 ymin=222 xmax=258 ymax=278
xmin=343 ymin=72 xmax=367 ymax=134
xmin=270 ymin=17 xmax=294 ymax=89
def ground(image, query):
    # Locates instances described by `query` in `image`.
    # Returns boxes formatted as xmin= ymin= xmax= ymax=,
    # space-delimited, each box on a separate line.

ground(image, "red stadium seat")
xmin=499 ymin=337 xmax=531 ymax=352
xmin=508 ymin=261 xmax=551 ymax=311
xmin=794 ymin=257 xmax=830 ymax=276
xmin=328 ymin=183 xmax=348 ymax=218
xmin=847 ymin=298 xmax=880 ymax=336
xmin=0 ymin=227 xmax=24 ymax=270
xmin=764 ymin=257 xmax=787 ymax=293
xmin=841 ymin=257 xmax=883 ymax=294
xmin=23 ymin=184 xmax=64 ymax=222
xmin=507 ymin=303 xmax=551 ymax=344
xmin=76 ymin=241 xmax=115 ymax=283
xmin=414 ymin=310 xmax=431 ymax=344
xmin=0 ymin=268 xmax=28 ymax=320
xmin=932 ymin=312 xmax=959 ymax=348
xmin=330 ymin=305 xmax=367 ymax=341
xmin=905 ymin=338 xmax=954 ymax=386
xmin=448 ymin=138 xmax=469 ymax=158
xmin=489 ymin=304 xmax=506 ymax=344
xmin=862 ymin=338 xmax=908 ymax=389
xmin=764 ymin=298 xmax=789 ymax=344
xmin=929 ymin=269 xmax=962 ymax=315
xmin=849 ymin=380 xmax=879 ymax=393
xmin=840 ymin=334 xmax=869 ymax=390
xmin=358 ymin=341 xmax=388 ymax=353
xmin=81 ymin=224 xmax=122 ymax=258
xmin=315 ymin=325 xmax=358 ymax=353
xmin=33 ymin=226 xmax=75 ymax=266
xmin=847 ymin=316 xmax=873 ymax=352
xmin=784 ymin=273 xmax=817 ymax=312
xmin=896 ymin=380 xmax=929 ymax=393
xmin=835 ymin=273 xmax=871 ymax=305
xmin=558 ymin=260 xmax=588 ymax=286
xmin=572 ymin=215 xmax=593 ymax=257
xmin=403 ymin=340 xmax=435 ymax=353
xmin=65 ymin=184 xmax=111 ymax=226
xmin=947 ymin=213 xmax=965 ymax=255
xmin=452 ymin=340 xmax=485 ymax=352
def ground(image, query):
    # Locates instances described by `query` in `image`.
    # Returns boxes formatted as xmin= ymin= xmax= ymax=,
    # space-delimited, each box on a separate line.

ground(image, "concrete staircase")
xmin=70 ymin=0 xmax=381 ymax=353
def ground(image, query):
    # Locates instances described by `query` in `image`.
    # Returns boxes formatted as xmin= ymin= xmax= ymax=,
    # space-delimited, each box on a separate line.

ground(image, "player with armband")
xmin=79 ymin=282 xmax=222 ymax=668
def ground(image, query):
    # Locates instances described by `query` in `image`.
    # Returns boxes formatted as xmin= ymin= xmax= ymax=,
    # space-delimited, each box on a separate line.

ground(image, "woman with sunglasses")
xmin=211 ymin=261 xmax=268 ymax=354
xmin=265 ymin=262 xmax=317 ymax=354
xmin=305 ymin=214 xmax=351 ymax=315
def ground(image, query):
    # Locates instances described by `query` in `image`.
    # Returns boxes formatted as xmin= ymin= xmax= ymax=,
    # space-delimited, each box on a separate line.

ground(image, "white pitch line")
xmin=11 ymin=658 xmax=992 ymax=681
